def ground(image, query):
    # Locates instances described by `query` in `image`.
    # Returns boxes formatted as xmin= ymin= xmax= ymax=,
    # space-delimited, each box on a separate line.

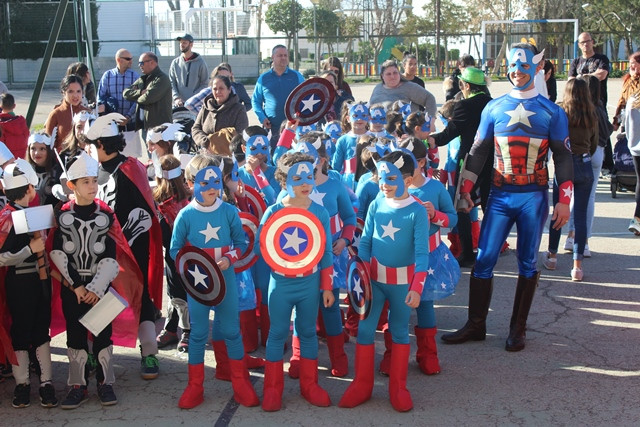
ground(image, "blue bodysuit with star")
xmin=357 ymin=196 xmax=429 ymax=345
xmin=462 ymin=90 xmax=572 ymax=279
xmin=408 ymin=176 xmax=460 ymax=329
xmin=170 ymin=198 xmax=247 ymax=365
xmin=331 ymin=132 xmax=361 ymax=191
xmin=255 ymin=201 xmax=333 ymax=362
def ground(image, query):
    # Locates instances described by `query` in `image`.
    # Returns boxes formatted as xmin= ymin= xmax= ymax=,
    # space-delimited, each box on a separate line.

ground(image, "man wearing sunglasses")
xmin=123 ymin=52 xmax=172 ymax=135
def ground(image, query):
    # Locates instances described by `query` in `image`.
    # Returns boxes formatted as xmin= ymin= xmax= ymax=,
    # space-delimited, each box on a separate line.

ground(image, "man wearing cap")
xmin=123 ymin=52 xmax=172 ymax=132
xmin=251 ymin=45 xmax=304 ymax=148
xmin=169 ymin=34 xmax=209 ymax=108
xmin=429 ymin=67 xmax=492 ymax=267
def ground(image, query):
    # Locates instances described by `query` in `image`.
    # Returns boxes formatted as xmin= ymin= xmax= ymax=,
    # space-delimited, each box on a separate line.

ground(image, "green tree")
xmin=265 ymin=0 xmax=305 ymax=53
xmin=301 ymin=7 xmax=341 ymax=58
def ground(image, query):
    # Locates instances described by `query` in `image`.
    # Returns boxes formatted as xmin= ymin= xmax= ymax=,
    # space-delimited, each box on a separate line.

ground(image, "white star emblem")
xmin=309 ymin=189 xmax=326 ymax=206
xmin=300 ymin=95 xmax=321 ymax=113
xmin=189 ymin=265 xmax=208 ymax=289
xmin=434 ymin=219 xmax=445 ymax=227
xmin=440 ymin=282 xmax=447 ymax=289
xmin=353 ymin=277 xmax=363 ymax=299
xmin=199 ymin=222 xmax=220 ymax=243
xmin=282 ymin=228 xmax=306 ymax=254
xmin=239 ymin=280 xmax=246 ymax=290
xmin=444 ymin=253 xmax=450 ymax=261
xmin=352 ymin=234 xmax=361 ymax=248
xmin=505 ymin=103 xmax=535 ymax=128
xmin=563 ymin=186 xmax=573 ymax=199
xmin=427 ymin=268 xmax=435 ymax=276
xmin=380 ymin=220 xmax=400 ymax=241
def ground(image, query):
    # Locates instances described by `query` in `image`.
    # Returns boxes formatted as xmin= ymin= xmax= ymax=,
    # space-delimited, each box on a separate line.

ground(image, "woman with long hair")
xmin=543 ymin=78 xmax=598 ymax=281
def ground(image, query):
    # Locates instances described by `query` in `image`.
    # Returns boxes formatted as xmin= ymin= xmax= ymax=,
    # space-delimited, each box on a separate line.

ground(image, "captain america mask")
xmin=293 ymin=142 xmax=319 ymax=166
xmin=507 ymin=47 xmax=544 ymax=91
xmin=349 ymin=103 xmax=370 ymax=122
xmin=377 ymin=157 xmax=406 ymax=198
xmin=286 ymin=161 xmax=315 ymax=198
xmin=370 ymin=106 xmax=387 ymax=125
xmin=324 ymin=122 xmax=342 ymax=140
xmin=245 ymin=134 xmax=270 ymax=158
xmin=193 ymin=166 xmax=223 ymax=203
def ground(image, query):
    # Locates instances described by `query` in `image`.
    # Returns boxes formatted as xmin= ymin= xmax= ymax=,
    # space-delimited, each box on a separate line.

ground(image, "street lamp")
xmin=311 ymin=0 xmax=320 ymax=72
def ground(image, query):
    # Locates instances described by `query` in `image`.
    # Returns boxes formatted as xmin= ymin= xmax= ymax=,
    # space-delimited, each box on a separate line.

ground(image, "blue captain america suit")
xmin=170 ymin=198 xmax=246 ymax=364
xmin=331 ymin=132 xmax=361 ymax=191
xmin=442 ymin=44 xmax=574 ymax=352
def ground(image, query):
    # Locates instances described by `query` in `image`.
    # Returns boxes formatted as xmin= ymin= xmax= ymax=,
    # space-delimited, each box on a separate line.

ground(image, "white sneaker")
xmin=543 ymin=253 xmax=557 ymax=270
xmin=563 ymin=236 xmax=574 ymax=252
xmin=629 ymin=218 xmax=640 ymax=236
xmin=583 ymin=244 xmax=591 ymax=258
xmin=571 ymin=267 xmax=584 ymax=282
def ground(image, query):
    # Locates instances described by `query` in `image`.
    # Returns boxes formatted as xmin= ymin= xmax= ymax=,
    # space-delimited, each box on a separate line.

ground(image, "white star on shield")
xmin=189 ymin=265 xmax=208 ymax=289
xmin=282 ymin=227 xmax=307 ymax=254
xmin=300 ymin=94 xmax=321 ymax=113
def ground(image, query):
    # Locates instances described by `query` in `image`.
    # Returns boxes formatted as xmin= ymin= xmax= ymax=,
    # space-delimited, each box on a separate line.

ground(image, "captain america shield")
xmin=176 ymin=246 xmax=226 ymax=306
xmin=244 ymin=185 xmax=267 ymax=221
xmin=347 ymin=256 xmax=372 ymax=320
xmin=285 ymin=78 xmax=336 ymax=126
xmin=347 ymin=217 xmax=366 ymax=257
xmin=235 ymin=212 xmax=259 ymax=273
xmin=260 ymin=207 xmax=326 ymax=276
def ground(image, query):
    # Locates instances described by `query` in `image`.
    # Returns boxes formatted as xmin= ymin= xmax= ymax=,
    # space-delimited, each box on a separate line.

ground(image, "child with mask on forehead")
xmin=170 ymin=153 xmax=259 ymax=409
xmin=332 ymin=102 xmax=370 ymax=191
xmin=255 ymin=152 xmax=335 ymax=412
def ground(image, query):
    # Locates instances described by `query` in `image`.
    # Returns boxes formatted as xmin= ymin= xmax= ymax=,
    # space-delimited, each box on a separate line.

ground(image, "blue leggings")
xmin=416 ymin=300 xmax=436 ymax=329
xmin=266 ymin=273 xmax=321 ymax=362
xmin=187 ymin=269 xmax=243 ymax=364
xmin=292 ymin=288 xmax=342 ymax=339
xmin=356 ymin=281 xmax=410 ymax=345
xmin=475 ymin=188 xmax=548 ymax=279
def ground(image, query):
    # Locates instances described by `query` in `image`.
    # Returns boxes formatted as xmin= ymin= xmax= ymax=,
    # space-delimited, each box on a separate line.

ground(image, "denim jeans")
xmin=569 ymin=145 xmax=603 ymax=238
xmin=549 ymin=153 xmax=594 ymax=260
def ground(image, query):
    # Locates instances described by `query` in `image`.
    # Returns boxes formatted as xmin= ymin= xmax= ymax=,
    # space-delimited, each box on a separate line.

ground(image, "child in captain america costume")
xmin=322 ymin=120 xmax=342 ymax=160
xmin=255 ymin=152 xmax=335 ymax=412
xmin=403 ymin=137 xmax=459 ymax=375
xmin=283 ymin=137 xmax=356 ymax=380
xmin=368 ymin=104 xmax=393 ymax=139
xmin=441 ymin=43 xmax=574 ymax=352
xmin=332 ymin=102 xmax=370 ymax=191
xmin=339 ymin=150 xmax=429 ymax=413
xmin=236 ymin=128 xmax=280 ymax=347
xmin=170 ymin=156 xmax=259 ymax=409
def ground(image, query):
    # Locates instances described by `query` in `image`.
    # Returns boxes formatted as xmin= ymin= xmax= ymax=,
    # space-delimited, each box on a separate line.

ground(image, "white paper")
xmin=79 ymin=287 xmax=128 ymax=336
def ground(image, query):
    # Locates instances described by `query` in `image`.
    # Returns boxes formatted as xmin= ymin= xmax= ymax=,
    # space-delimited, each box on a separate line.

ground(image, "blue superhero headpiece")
xmin=369 ymin=106 xmax=387 ymax=125
xmin=284 ymin=161 xmax=315 ymax=198
xmin=245 ymin=134 xmax=270 ymax=157
xmin=377 ymin=155 xmax=407 ymax=198
xmin=397 ymin=101 xmax=412 ymax=120
xmin=507 ymin=46 xmax=545 ymax=91
xmin=349 ymin=103 xmax=370 ymax=122
xmin=193 ymin=165 xmax=223 ymax=203
xmin=230 ymin=156 xmax=239 ymax=182
xmin=322 ymin=122 xmax=342 ymax=140
xmin=296 ymin=123 xmax=317 ymax=138
xmin=293 ymin=139 xmax=321 ymax=165
xmin=367 ymin=139 xmax=392 ymax=158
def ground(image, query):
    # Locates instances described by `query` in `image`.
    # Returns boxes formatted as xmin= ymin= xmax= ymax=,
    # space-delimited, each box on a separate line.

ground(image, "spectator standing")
xmin=0 ymin=93 xmax=29 ymax=159
xmin=544 ymin=61 xmax=557 ymax=103
xmin=251 ymin=45 xmax=304 ymax=148
xmin=67 ymin=62 xmax=96 ymax=106
xmin=169 ymin=34 xmax=209 ymax=108
xmin=322 ymin=56 xmax=352 ymax=96
xmin=45 ymin=75 xmax=90 ymax=151
xmin=185 ymin=63 xmax=252 ymax=114
xmin=401 ymin=53 xmax=424 ymax=88
xmin=123 ymin=52 xmax=172 ymax=133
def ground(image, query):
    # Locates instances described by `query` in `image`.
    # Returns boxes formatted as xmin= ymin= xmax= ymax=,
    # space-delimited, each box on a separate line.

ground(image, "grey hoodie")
xmin=169 ymin=52 xmax=209 ymax=103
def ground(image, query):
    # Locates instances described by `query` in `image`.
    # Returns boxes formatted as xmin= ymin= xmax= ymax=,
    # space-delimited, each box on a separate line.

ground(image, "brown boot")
xmin=505 ymin=272 xmax=539 ymax=352
xmin=441 ymin=272 xmax=493 ymax=344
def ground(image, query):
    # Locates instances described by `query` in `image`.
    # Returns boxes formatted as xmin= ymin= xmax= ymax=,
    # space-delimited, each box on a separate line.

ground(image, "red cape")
xmin=0 ymin=205 xmax=18 ymax=365
xmin=48 ymin=200 xmax=144 ymax=348
xmin=119 ymin=157 xmax=163 ymax=311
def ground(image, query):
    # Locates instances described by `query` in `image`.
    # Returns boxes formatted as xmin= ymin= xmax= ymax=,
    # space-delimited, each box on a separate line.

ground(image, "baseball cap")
xmin=176 ymin=33 xmax=194 ymax=42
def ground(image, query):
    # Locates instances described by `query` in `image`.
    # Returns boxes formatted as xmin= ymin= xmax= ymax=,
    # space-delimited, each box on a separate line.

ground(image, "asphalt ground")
xmin=1 ymin=80 xmax=639 ymax=426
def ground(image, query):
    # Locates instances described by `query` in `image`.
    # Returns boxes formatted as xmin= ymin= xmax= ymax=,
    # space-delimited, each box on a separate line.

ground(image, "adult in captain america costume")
xmin=339 ymin=151 xmax=429 ymax=412
xmin=441 ymin=43 xmax=574 ymax=352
